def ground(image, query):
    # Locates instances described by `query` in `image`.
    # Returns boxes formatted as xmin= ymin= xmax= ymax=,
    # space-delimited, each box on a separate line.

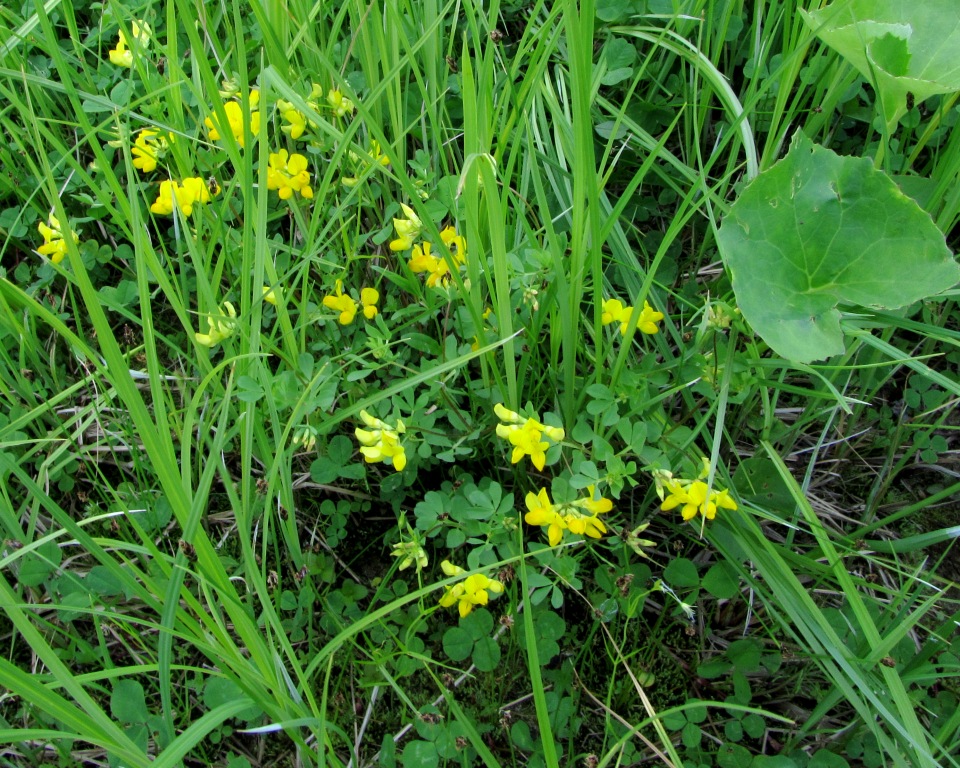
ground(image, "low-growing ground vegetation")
xmin=0 ymin=1 xmax=958 ymax=767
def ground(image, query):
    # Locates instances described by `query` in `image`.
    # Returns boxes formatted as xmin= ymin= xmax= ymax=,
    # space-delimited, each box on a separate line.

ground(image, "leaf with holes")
xmin=718 ymin=131 xmax=959 ymax=363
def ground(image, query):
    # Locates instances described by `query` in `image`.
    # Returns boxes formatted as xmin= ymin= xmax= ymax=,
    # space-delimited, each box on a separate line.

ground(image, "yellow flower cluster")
xmin=437 ymin=560 xmax=504 ymax=618
xmin=108 ymin=20 xmax=151 ymax=68
xmin=388 ymin=205 xmax=468 ymax=288
xmin=195 ymin=302 xmax=237 ymax=348
xmin=409 ymin=227 xmax=467 ymax=288
xmin=150 ymin=177 xmax=219 ymax=216
xmin=524 ymin=485 xmax=612 ymax=546
xmin=355 ymin=410 xmax=406 ymax=472
xmin=494 ymin=403 xmax=564 ymax=471
xmin=322 ymin=280 xmax=378 ymax=325
xmin=131 ymin=128 xmax=170 ymax=173
xmin=657 ymin=460 xmax=738 ymax=522
xmin=266 ymin=149 xmax=313 ymax=200
xmin=204 ymin=92 xmax=261 ymax=148
xmin=276 ymin=99 xmax=311 ymax=140
xmin=602 ymin=298 xmax=664 ymax=335
xmin=37 ymin=214 xmax=78 ymax=264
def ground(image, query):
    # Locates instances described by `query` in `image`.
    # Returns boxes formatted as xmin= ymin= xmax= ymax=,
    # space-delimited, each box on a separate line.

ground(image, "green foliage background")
xmin=0 ymin=0 xmax=958 ymax=767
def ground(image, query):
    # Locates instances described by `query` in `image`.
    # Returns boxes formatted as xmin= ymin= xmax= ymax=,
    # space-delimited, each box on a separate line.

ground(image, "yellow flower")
xmin=493 ymin=403 xmax=522 ymax=423
xmin=360 ymin=287 xmax=379 ymax=319
xmin=712 ymin=488 xmax=738 ymax=512
xmin=562 ymin=505 xmax=608 ymax=540
xmin=277 ymin=100 xmax=306 ymax=140
xmin=602 ymin=297 xmax=664 ymax=335
xmin=524 ymin=488 xmax=564 ymax=546
xmin=494 ymin=403 xmax=564 ymax=470
xmin=150 ymin=180 xmax=189 ymax=215
xmin=131 ymin=128 xmax=170 ymax=173
xmin=601 ymin=298 xmax=625 ymax=326
xmin=262 ymin=285 xmax=281 ymax=306
xmin=205 ymin=100 xmax=260 ymax=148
xmin=661 ymin=481 xmax=710 ymax=521
xmin=408 ymin=240 xmax=438 ymax=271
xmin=409 ymin=241 xmax=454 ymax=287
xmin=195 ymin=302 xmax=237 ymax=348
xmin=430 ymin=226 xmax=468 ymax=285
xmin=185 ymin=176 xmax=218 ymax=201
xmin=408 ymin=227 xmax=468 ymax=287
xmin=438 ymin=561 xmax=504 ymax=618
xmin=636 ymin=301 xmax=665 ymax=335
xmin=266 ymin=149 xmax=313 ymax=200
xmin=37 ymin=213 xmax=78 ymax=264
xmin=389 ymin=204 xmax=423 ymax=251
xmin=541 ymin=422 xmax=565 ymax=443
xmin=355 ymin=410 xmax=406 ymax=472
xmin=327 ymin=88 xmax=355 ymax=118
xmin=109 ymin=39 xmax=131 ymax=68
xmin=322 ymin=280 xmax=358 ymax=325
xmin=322 ymin=281 xmax=378 ymax=324
xmin=659 ymin=462 xmax=738 ymax=522
xmin=525 ymin=485 xmax=612 ymax=546
xmin=576 ymin=484 xmax=614 ymax=516
xmin=108 ymin=20 xmax=151 ymax=67
xmin=505 ymin=419 xmax=550 ymax=470
xmin=150 ymin=177 xmax=217 ymax=216
xmin=439 ymin=226 xmax=467 ymax=262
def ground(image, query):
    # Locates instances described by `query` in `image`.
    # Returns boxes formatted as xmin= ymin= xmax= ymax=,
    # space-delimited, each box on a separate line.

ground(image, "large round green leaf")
xmin=801 ymin=1 xmax=960 ymax=130
xmin=718 ymin=131 xmax=959 ymax=362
